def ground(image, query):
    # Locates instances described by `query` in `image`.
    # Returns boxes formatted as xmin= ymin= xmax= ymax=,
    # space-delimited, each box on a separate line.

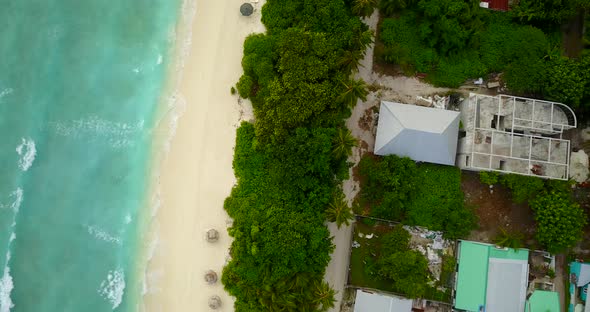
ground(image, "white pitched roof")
xmin=374 ymin=101 xmax=460 ymax=165
xmin=354 ymin=290 xmax=412 ymax=312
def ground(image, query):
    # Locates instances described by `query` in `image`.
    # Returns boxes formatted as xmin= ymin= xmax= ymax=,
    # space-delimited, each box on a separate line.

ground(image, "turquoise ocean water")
xmin=0 ymin=1 xmax=181 ymax=311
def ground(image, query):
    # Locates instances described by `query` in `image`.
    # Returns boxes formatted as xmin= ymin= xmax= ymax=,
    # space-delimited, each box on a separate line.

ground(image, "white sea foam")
xmin=140 ymin=0 xmax=196 ymax=307
xmin=0 ymin=256 xmax=14 ymax=312
xmin=0 ymin=88 xmax=13 ymax=100
xmin=47 ymin=116 xmax=144 ymax=148
xmin=9 ymin=188 xmax=22 ymax=214
xmin=124 ymin=214 xmax=132 ymax=225
xmin=15 ymin=138 xmax=36 ymax=172
xmin=156 ymin=55 xmax=163 ymax=65
xmin=86 ymin=225 xmax=122 ymax=245
xmin=98 ymin=269 xmax=126 ymax=310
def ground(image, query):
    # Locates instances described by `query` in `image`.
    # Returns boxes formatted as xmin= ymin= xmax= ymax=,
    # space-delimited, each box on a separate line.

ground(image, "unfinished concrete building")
xmin=457 ymin=93 xmax=577 ymax=180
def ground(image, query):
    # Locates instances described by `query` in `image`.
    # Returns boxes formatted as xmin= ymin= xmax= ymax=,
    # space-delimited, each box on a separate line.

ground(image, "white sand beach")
xmin=143 ymin=0 xmax=264 ymax=311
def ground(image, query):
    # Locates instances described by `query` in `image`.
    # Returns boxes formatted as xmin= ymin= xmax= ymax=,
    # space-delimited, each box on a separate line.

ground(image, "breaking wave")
xmin=15 ymin=138 xmax=36 ymax=172
xmin=86 ymin=225 xmax=122 ymax=246
xmin=47 ymin=116 xmax=145 ymax=148
xmin=0 ymin=252 xmax=14 ymax=312
xmin=0 ymin=188 xmax=23 ymax=312
xmin=98 ymin=269 xmax=126 ymax=310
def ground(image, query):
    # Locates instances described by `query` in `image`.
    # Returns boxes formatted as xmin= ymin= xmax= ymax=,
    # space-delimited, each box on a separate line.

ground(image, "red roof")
xmin=481 ymin=0 xmax=509 ymax=11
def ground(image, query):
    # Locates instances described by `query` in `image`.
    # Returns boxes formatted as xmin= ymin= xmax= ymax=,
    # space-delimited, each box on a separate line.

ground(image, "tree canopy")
xmin=376 ymin=225 xmax=431 ymax=298
xmin=225 ymin=0 xmax=369 ymax=309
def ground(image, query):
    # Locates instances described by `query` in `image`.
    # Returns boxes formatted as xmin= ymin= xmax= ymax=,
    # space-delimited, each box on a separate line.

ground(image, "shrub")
xmin=479 ymin=171 xmax=499 ymax=185
xmin=381 ymin=15 xmax=437 ymax=73
xmin=428 ymin=51 xmax=488 ymax=88
xmin=416 ymin=0 xmax=484 ymax=55
xmin=499 ymin=174 xmax=545 ymax=204
xmin=236 ymin=74 xmax=254 ymax=98
xmin=530 ymin=191 xmax=587 ymax=252
xmin=544 ymin=57 xmax=587 ymax=107
xmin=503 ymin=57 xmax=547 ymax=95
xmin=512 ymin=0 xmax=579 ymax=23
xmin=380 ymin=224 xmax=411 ymax=255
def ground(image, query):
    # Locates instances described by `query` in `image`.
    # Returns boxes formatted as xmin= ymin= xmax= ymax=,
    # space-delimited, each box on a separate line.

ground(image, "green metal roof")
xmin=489 ymin=246 xmax=529 ymax=261
xmin=526 ymin=290 xmax=560 ymax=312
xmin=455 ymin=241 xmax=489 ymax=311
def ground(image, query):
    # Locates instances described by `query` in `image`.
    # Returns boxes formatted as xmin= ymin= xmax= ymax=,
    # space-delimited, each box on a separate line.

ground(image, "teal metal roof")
xmin=489 ymin=246 xmax=529 ymax=261
xmin=455 ymin=241 xmax=489 ymax=311
xmin=526 ymin=290 xmax=560 ymax=312
xmin=454 ymin=241 xmax=530 ymax=312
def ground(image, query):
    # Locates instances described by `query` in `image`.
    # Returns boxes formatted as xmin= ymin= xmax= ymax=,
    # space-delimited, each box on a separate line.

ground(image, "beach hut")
xmin=206 ymin=229 xmax=219 ymax=242
xmin=209 ymin=295 xmax=222 ymax=309
xmin=240 ymin=3 xmax=254 ymax=16
xmin=205 ymin=270 xmax=218 ymax=284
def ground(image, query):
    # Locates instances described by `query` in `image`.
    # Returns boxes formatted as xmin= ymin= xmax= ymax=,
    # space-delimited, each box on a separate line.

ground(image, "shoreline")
xmin=140 ymin=0 xmax=265 ymax=311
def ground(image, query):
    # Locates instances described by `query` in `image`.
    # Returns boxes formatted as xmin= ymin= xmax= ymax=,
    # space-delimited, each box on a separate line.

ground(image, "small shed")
xmin=374 ymin=101 xmax=460 ymax=166
xmin=354 ymin=290 xmax=412 ymax=312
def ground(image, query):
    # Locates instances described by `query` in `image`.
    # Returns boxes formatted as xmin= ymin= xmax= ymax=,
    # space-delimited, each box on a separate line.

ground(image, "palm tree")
xmin=339 ymin=50 xmax=364 ymax=73
xmin=494 ymin=228 xmax=524 ymax=250
xmin=326 ymin=193 xmax=354 ymax=228
xmin=352 ymin=28 xmax=374 ymax=53
xmin=339 ymin=78 xmax=369 ymax=108
xmin=332 ymin=127 xmax=357 ymax=160
xmin=380 ymin=0 xmax=417 ymax=16
xmin=352 ymin=0 xmax=378 ymax=17
xmin=312 ymin=281 xmax=336 ymax=312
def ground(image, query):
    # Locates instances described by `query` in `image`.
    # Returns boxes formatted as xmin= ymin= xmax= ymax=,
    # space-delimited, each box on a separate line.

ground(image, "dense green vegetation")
xmin=377 ymin=0 xmax=590 ymax=110
xmin=223 ymin=123 xmax=340 ymax=311
xmin=349 ymin=222 xmax=451 ymax=301
xmin=236 ymin=0 xmax=373 ymax=141
xmin=531 ymin=190 xmax=587 ymax=253
xmin=224 ymin=0 xmax=370 ymax=310
xmin=357 ymin=155 xmax=476 ymax=238
xmin=512 ymin=0 xmax=590 ymax=23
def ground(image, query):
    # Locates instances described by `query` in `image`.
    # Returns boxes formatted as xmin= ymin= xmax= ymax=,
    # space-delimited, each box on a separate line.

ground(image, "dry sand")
xmin=142 ymin=0 xmax=264 ymax=311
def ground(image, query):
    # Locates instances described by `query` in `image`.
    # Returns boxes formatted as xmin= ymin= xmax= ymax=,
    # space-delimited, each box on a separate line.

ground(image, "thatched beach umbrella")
xmin=209 ymin=295 xmax=222 ymax=309
xmin=206 ymin=229 xmax=219 ymax=242
xmin=205 ymin=270 xmax=218 ymax=284
xmin=240 ymin=3 xmax=254 ymax=16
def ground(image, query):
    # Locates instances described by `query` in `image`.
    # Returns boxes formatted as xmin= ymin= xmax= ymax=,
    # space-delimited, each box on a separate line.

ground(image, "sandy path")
xmin=143 ymin=1 xmax=264 ymax=311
